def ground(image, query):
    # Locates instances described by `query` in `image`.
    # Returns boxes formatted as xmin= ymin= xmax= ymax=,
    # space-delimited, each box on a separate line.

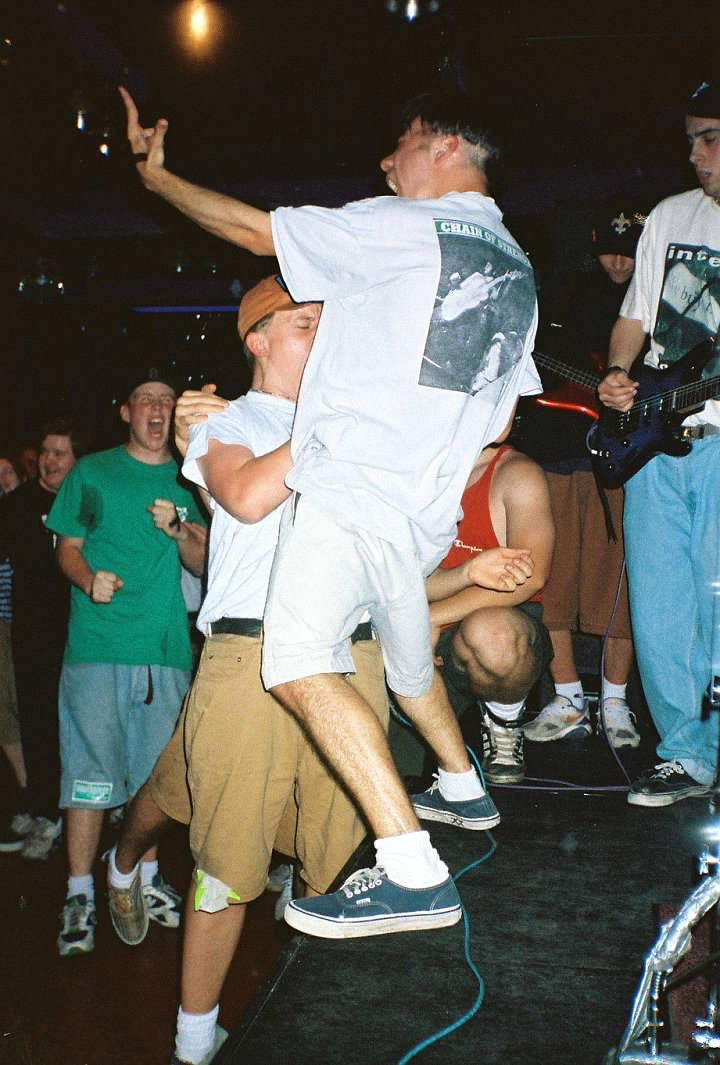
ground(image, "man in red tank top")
xmin=421 ymin=443 xmax=555 ymax=785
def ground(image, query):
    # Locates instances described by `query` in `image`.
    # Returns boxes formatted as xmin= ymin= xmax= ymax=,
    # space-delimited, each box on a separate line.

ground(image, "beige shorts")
xmin=0 ymin=621 xmax=20 ymax=746
xmin=149 ymin=632 xmax=388 ymax=902
xmin=541 ymin=471 xmax=631 ymax=639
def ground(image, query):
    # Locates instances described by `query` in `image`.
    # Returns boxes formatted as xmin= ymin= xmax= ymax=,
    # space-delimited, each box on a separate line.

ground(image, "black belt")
xmin=206 ymin=617 xmax=374 ymax=643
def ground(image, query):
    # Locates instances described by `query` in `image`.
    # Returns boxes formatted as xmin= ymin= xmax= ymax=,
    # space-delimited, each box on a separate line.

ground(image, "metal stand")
xmin=607 ymin=569 xmax=720 ymax=1064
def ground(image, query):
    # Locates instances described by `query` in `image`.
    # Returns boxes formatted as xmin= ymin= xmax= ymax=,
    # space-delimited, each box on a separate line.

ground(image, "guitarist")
xmin=598 ymin=79 xmax=720 ymax=808
xmin=523 ymin=201 xmax=644 ymax=749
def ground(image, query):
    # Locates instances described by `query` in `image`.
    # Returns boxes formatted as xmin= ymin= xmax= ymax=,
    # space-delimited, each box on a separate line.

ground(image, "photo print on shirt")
xmin=419 ymin=219 xmax=536 ymax=395
xmin=654 ymin=242 xmax=720 ymax=376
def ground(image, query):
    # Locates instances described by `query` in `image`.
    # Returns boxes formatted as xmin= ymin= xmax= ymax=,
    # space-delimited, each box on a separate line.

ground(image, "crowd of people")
xmin=1 ymin=76 xmax=719 ymax=1065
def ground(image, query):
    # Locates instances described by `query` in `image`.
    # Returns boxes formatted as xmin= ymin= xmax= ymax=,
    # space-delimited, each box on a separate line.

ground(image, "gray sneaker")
xmin=524 ymin=695 xmax=592 ymax=742
xmin=600 ymin=698 xmax=641 ymax=749
xmin=21 ymin=816 xmax=62 ymax=860
xmin=108 ymin=866 xmax=149 ymax=946
xmin=58 ymin=894 xmax=96 ymax=957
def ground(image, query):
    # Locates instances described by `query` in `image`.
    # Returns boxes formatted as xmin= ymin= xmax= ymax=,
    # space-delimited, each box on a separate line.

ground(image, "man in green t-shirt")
xmin=47 ymin=369 xmax=206 ymax=957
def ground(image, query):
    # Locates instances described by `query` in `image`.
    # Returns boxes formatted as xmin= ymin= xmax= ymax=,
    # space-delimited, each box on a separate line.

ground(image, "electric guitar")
xmin=586 ymin=337 xmax=720 ymax=488
xmin=530 ymin=350 xmax=600 ymax=421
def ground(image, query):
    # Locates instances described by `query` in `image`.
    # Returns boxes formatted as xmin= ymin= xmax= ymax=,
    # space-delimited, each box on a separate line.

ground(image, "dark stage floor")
xmin=226 ymin=774 xmax=714 ymax=1065
xmin=1 ymin=671 xmax=714 ymax=1065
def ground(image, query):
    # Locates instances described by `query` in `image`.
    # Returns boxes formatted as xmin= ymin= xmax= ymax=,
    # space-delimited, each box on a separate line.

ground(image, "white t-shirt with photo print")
xmin=271 ymin=191 xmax=540 ymax=572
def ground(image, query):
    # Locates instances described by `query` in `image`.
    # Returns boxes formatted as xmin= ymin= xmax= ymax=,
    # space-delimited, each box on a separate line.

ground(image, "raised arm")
xmin=119 ymin=86 xmax=275 ymax=256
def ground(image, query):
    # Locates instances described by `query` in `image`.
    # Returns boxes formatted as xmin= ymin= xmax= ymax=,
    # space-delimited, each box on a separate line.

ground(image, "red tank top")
xmin=440 ymin=445 xmax=507 ymax=569
xmin=440 ymin=444 xmax=542 ymax=603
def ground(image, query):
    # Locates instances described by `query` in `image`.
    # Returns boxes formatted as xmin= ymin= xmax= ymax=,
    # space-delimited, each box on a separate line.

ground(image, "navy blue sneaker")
xmin=284 ymin=866 xmax=462 ymax=939
xmin=410 ymin=777 xmax=500 ymax=830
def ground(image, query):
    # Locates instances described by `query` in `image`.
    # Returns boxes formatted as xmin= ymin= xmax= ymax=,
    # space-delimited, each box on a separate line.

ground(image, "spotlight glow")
xmin=190 ymin=3 xmax=208 ymax=39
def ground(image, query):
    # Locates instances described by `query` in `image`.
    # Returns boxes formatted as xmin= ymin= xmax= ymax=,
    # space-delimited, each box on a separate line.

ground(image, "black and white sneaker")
xmin=479 ymin=703 xmax=525 ymax=784
xmin=143 ymin=873 xmax=183 ymax=928
xmin=627 ymin=762 xmax=711 ymax=807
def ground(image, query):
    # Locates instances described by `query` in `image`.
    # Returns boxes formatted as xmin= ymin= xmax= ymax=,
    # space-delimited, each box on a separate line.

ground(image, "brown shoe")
xmin=108 ymin=866 xmax=149 ymax=945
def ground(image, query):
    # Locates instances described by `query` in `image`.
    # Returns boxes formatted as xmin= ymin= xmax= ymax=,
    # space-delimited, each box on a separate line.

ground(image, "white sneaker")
xmin=600 ymin=698 xmax=641 ymax=749
xmin=21 ymin=816 xmax=62 ymax=860
xmin=524 ymin=695 xmax=592 ymax=742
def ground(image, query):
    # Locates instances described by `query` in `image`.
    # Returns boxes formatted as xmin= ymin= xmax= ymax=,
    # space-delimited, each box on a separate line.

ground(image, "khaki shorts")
xmin=0 ymin=621 xmax=20 ymax=746
xmin=541 ymin=471 xmax=631 ymax=639
xmin=149 ymin=632 xmax=389 ymax=902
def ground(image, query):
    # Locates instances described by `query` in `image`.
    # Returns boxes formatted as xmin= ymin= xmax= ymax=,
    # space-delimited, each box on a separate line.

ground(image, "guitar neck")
xmin=533 ymin=350 xmax=600 ymax=391
xmin=631 ymin=373 xmax=720 ymax=416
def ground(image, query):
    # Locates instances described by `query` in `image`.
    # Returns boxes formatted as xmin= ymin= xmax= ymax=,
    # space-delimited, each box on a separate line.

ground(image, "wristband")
xmin=132 ymin=151 xmax=148 ymax=162
xmin=603 ymin=365 xmax=629 ymax=378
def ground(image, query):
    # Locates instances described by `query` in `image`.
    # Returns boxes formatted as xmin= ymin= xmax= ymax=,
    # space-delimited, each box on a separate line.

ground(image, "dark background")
xmin=1 ymin=0 xmax=717 ymax=448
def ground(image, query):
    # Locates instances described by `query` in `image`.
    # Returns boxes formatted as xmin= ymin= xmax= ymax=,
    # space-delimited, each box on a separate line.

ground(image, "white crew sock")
xmin=68 ymin=874 xmax=94 ymax=901
xmin=175 ymin=1004 xmax=219 ymax=1065
xmin=437 ymin=765 xmax=484 ymax=801
xmin=108 ymin=845 xmax=140 ymax=890
xmin=374 ymin=830 xmax=449 ymax=888
xmin=555 ymin=681 xmax=584 ymax=710
xmin=485 ymin=698 xmax=526 ymax=723
xmin=601 ymin=678 xmax=627 ymax=703
xmin=141 ymin=858 xmax=159 ymax=886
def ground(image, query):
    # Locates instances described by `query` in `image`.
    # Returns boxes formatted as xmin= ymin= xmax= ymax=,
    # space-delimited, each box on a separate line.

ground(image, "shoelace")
xmin=652 ymin=761 xmax=685 ymax=778
xmin=339 ymin=866 xmax=385 ymax=898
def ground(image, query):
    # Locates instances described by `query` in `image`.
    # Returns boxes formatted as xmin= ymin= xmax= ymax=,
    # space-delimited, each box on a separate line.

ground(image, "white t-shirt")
xmin=183 ymin=391 xmax=295 ymax=627
xmin=271 ymin=192 xmax=540 ymax=571
xmin=620 ymin=188 xmax=720 ymax=427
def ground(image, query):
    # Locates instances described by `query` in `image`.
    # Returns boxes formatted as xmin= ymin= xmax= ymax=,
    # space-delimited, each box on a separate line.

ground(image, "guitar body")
xmin=532 ymin=382 xmax=599 ymax=421
xmin=587 ymin=339 xmax=716 ymax=488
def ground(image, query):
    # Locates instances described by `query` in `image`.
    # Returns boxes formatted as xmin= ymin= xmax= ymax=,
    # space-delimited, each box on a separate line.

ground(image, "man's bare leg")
xmin=114 ymin=781 xmax=171 ymax=873
xmin=604 ymin=635 xmax=634 ymax=686
xmin=1 ymin=742 xmax=27 ymax=789
xmin=67 ymin=806 xmax=104 ymax=876
xmin=272 ymin=672 xmax=423 ymax=838
xmin=181 ymin=898 xmax=247 ymax=1014
xmin=273 ymin=669 xmax=471 ymax=840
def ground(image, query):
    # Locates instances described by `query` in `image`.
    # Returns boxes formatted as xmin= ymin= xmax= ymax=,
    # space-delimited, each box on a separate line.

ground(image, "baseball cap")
xmin=237 ymin=275 xmax=299 ymax=341
xmin=592 ymin=203 xmax=647 ymax=258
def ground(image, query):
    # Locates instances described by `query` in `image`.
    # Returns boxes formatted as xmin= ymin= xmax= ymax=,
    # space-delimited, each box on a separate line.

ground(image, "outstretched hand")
xmin=118 ymin=85 xmax=168 ymax=178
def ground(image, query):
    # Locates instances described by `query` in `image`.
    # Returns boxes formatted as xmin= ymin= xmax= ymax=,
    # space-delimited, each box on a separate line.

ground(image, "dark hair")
xmin=0 ymin=450 xmax=25 ymax=483
xmin=40 ymin=417 xmax=89 ymax=460
xmin=400 ymin=91 xmax=502 ymax=182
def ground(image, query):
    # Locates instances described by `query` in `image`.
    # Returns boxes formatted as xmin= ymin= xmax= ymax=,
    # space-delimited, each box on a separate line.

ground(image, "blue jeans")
xmin=624 ymin=438 xmax=720 ymax=785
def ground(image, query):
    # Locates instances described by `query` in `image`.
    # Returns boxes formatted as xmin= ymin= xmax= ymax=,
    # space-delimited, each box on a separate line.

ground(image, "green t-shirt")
xmin=47 ymin=446 xmax=204 ymax=669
